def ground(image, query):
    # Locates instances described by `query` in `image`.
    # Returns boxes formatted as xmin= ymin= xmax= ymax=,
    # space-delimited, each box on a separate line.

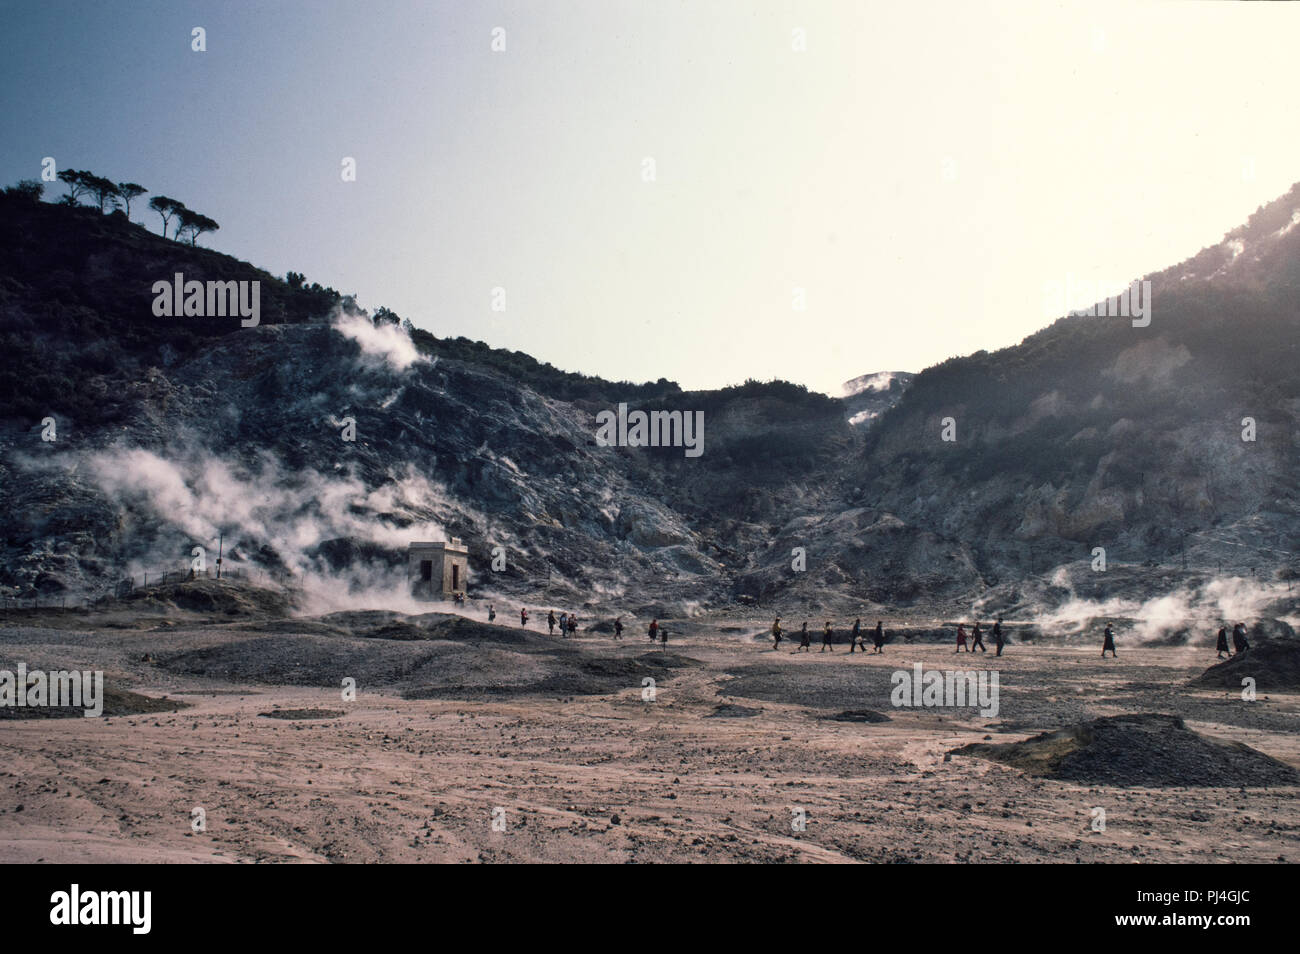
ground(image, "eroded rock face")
xmin=2 ymin=184 xmax=1298 ymax=617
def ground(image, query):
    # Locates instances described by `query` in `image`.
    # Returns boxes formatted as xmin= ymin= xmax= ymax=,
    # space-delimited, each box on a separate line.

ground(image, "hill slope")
xmin=1 ymin=186 xmax=1297 ymax=629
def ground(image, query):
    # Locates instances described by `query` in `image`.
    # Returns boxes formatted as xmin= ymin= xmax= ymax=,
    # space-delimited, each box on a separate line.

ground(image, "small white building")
xmin=408 ymin=539 xmax=469 ymax=600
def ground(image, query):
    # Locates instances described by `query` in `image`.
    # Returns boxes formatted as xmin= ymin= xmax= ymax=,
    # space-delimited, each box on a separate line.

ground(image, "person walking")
xmin=1101 ymin=622 xmax=1117 ymax=658
xmin=1215 ymin=625 xmax=1229 ymax=659
xmin=614 ymin=616 xmax=624 ymax=639
xmin=548 ymin=610 xmax=557 ymax=636
xmin=648 ymin=619 xmax=659 ymax=642
xmin=993 ymin=616 xmax=1005 ymax=657
xmin=568 ymin=614 xmax=578 ymax=637
xmin=488 ymin=605 xmax=496 ymax=623
xmin=970 ymin=621 xmax=986 ymax=653
xmin=1232 ymin=622 xmax=1249 ymax=655
xmin=520 ymin=607 xmax=529 ymax=628
xmin=955 ymin=623 xmax=969 ymax=654
xmin=872 ymin=621 xmax=885 ymax=653
xmin=797 ymin=621 xmax=811 ymax=652
xmin=849 ymin=618 xmax=861 ymax=653
xmin=820 ymin=621 xmax=834 ymax=653
xmin=772 ymin=617 xmax=783 ymax=650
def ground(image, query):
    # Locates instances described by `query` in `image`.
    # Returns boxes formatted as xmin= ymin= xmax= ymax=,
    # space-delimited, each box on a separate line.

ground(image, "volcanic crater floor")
xmin=1 ymin=609 xmax=1297 ymax=863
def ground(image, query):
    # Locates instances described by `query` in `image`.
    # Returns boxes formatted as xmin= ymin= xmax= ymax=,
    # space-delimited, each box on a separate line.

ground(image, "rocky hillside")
xmin=842 ymin=372 xmax=915 ymax=428
xmin=1 ymin=184 xmax=1297 ymax=628
xmin=0 ymin=195 xmax=857 ymax=615
xmin=844 ymin=183 xmax=1300 ymax=618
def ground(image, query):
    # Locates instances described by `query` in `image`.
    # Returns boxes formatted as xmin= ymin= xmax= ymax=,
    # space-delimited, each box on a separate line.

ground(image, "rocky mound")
xmin=421 ymin=616 xmax=548 ymax=645
xmin=708 ymin=703 xmax=762 ymax=718
xmin=154 ymin=625 xmax=698 ymax=700
xmin=312 ymin=612 xmax=553 ymax=645
xmin=359 ymin=621 xmax=433 ymax=641
xmin=954 ymin=713 xmax=1299 ymax=788
xmin=1192 ymin=635 xmax=1300 ymax=693
xmin=0 ymin=685 xmax=190 ymax=719
xmin=258 ymin=708 xmax=344 ymax=720
xmin=823 ymin=709 xmax=891 ymax=723
xmin=124 ymin=580 xmax=295 ymax=618
xmin=155 ymin=634 xmax=453 ymax=687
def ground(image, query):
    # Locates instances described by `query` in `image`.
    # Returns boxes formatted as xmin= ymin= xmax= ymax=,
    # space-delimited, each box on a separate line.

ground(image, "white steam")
xmin=333 ymin=311 xmax=424 ymax=372
xmin=1018 ymin=574 xmax=1296 ymax=644
xmin=72 ymin=442 xmax=479 ymax=614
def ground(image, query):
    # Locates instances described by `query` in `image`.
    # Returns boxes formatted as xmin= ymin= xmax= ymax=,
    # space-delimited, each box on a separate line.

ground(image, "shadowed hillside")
xmin=1 ymin=183 xmax=1297 ymax=628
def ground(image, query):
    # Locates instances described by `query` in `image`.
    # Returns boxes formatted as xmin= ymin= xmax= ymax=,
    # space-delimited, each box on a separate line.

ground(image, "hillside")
xmin=1 ymin=184 xmax=1297 ymax=630
xmin=0 ymin=194 xmax=859 ymax=615
xmin=848 ymin=183 xmax=1300 ymax=618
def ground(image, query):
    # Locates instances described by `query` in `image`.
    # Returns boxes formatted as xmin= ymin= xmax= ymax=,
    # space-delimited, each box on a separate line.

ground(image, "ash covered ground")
xmin=1 ymin=581 xmax=1296 ymax=863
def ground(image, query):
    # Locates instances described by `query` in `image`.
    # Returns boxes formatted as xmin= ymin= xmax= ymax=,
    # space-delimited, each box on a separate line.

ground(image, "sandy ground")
xmin=1 ymin=612 xmax=1297 ymax=863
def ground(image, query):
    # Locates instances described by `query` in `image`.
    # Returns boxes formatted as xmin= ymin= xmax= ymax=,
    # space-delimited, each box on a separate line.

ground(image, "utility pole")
xmin=217 ymin=532 xmax=224 ymax=580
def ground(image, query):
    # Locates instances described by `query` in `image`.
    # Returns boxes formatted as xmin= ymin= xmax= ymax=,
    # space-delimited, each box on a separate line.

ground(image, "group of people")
xmin=1099 ymin=620 xmax=1251 ymax=658
xmin=771 ymin=617 xmax=887 ymax=654
xmin=1215 ymin=622 xmax=1251 ymax=659
xmin=954 ymin=618 xmax=1006 ymax=656
xmin=498 ymin=604 xmax=1252 ymax=661
xmin=510 ymin=609 xmax=657 ymax=643
xmin=544 ymin=609 xmax=581 ymax=637
xmin=1098 ymin=621 xmax=1252 ymax=658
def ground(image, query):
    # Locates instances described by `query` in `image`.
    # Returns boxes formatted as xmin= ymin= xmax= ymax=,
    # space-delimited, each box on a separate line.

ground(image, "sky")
xmin=2 ymin=0 xmax=1299 ymax=395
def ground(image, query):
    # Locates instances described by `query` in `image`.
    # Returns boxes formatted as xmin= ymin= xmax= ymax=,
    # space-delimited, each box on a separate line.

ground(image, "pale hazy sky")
xmin=2 ymin=0 xmax=1298 ymax=394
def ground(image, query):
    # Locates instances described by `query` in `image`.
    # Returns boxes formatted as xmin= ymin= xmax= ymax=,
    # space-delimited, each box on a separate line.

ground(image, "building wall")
xmin=441 ymin=551 xmax=468 ymax=595
xmin=408 ymin=544 xmax=469 ymax=600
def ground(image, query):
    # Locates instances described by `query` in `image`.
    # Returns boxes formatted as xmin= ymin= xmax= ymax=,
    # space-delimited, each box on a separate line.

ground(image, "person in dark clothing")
xmin=993 ymin=617 xmax=1005 ymax=656
xmin=1101 ymin=622 xmax=1117 ymax=658
xmin=648 ymin=619 xmax=659 ymax=642
xmin=772 ymin=617 xmax=783 ymax=650
xmin=520 ymin=607 xmax=529 ymax=628
xmin=1216 ymin=625 xmax=1229 ymax=658
xmin=568 ymin=614 xmax=578 ymax=636
xmin=970 ymin=621 xmax=986 ymax=653
xmin=547 ymin=610 xmax=556 ymax=636
xmin=488 ymin=605 xmax=496 ymax=623
xmin=1232 ymin=622 xmax=1249 ymax=655
xmin=659 ymin=622 xmax=667 ymax=645
xmin=796 ymin=621 xmax=811 ymax=652
xmin=614 ymin=616 xmax=624 ymax=639
xmin=955 ymin=623 xmax=969 ymax=653
xmin=872 ymin=621 xmax=884 ymax=653
xmin=820 ymin=622 xmax=834 ymax=653
xmin=849 ymin=618 xmax=861 ymax=653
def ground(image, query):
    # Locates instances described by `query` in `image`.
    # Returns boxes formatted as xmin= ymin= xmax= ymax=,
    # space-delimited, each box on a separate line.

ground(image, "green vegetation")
xmin=406 ymin=328 xmax=683 ymax=404
xmin=0 ymin=185 xmax=835 ymax=435
xmin=2 ymin=179 xmax=43 ymax=202
xmin=52 ymin=167 xmax=221 ymax=244
xmin=0 ymin=189 xmax=340 ymax=425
